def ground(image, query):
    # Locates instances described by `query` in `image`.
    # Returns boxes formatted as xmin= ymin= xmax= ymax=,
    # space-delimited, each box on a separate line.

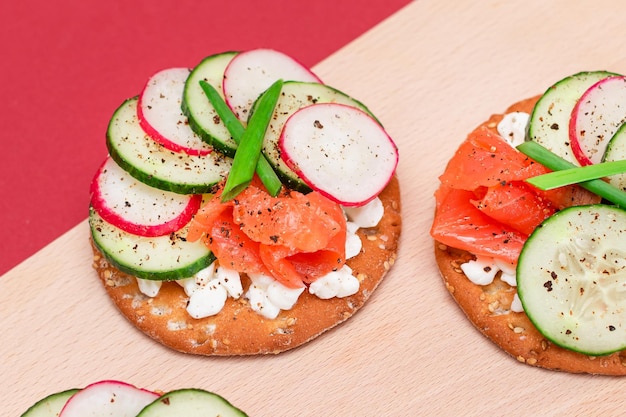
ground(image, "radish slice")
xmin=138 ymin=67 xmax=214 ymax=156
xmin=222 ymin=48 xmax=321 ymax=121
xmin=59 ymin=380 xmax=159 ymax=417
xmin=570 ymin=75 xmax=626 ymax=165
xmin=279 ymin=103 xmax=398 ymax=206
xmin=90 ymin=157 xmax=202 ymax=237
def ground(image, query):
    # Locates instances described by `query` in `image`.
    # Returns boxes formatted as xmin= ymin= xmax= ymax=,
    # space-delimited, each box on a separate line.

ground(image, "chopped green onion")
xmin=199 ymin=80 xmax=282 ymax=196
xmin=517 ymin=141 xmax=626 ymax=208
xmin=220 ymin=79 xmax=283 ymax=202
xmin=523 ymin=159 xmax=626 ymax=190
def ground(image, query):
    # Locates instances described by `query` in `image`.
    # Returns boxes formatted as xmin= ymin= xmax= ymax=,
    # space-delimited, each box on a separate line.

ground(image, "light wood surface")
xmin=4 ymin=1 xmax=626 ymax=415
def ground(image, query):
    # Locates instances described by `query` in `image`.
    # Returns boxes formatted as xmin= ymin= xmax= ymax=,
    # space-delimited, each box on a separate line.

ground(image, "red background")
xmin=0 ymin=0 xmax=410 ymax=276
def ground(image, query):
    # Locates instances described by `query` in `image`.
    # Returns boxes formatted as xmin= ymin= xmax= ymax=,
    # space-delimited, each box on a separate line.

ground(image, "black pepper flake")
xmin=543 ymin=281 xmax=553 ymax=292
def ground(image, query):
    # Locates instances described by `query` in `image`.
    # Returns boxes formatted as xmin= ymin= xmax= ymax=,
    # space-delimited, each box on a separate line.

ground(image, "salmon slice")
xmin=188 ymin=179 xmax=347 ymax=288
xmin=431 ymin=186 xmax=526 ymax=263
xmin=431 ymin=125 xmax=601 ymax=262
xmin=472 ymin=181 xmax=557 ymax=236
xmin=439 ymin=126 xmax=548 ymax=190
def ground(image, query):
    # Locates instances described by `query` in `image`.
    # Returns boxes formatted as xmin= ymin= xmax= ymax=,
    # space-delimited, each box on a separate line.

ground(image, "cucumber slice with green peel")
xmin=20 ymin=389 xmax=80 ymax=417
xmin=527 ymin=71 xmax=618 ymax=165
xmin=107 ymin=97 xmax=232 ymax=195
xmin=517 ymin=204 xmax=626 ymax=356
xmin=260 ymin=81 xmax=375 ymax=192
xmin=89 ymin=207 xmax=215 ymax=280
xmin=137 ymin=388 xmax=248 ymax=417
xmin=183 ymin=51 xmax=239 ymax=157
xmin=602 ymin=122 xmax=626 ymax=191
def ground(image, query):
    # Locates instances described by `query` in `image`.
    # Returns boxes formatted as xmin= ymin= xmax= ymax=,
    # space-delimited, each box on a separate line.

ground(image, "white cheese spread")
xmin=460 ymin=256 xmax=523 ymax=313
xmin=511 ymin=293 xmax=523 ymax=313
xmin=343 ymin=197 xmax=384 ymax=228
xmin=246 ymin=273 xmax=305 ymax=319
xmin=309 ymin=265 xmax=359 ymax=299
xmin=460 ymin=256 xmax=499 ymax=285
xmin=136 ymin=278 xmax=162 ymax=297
xmin=176 ymin=263 xmax=244 ymax=319
xmin=497 ymin=111 xmax=529 ymax=148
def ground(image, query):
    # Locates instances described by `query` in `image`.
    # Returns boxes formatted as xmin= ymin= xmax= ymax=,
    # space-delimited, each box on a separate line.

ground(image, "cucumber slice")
xmin=603 ymin=122 xmax=626 ymax=191
xmin=89 ymin=207 xmax=215 ymax=280
xmin=527 ymin=71 xmax=618 ymax=165
xmin=517 ymin=204 xmax=626 ymax=355
xmin=107 ymin=97 xmax=232 ymax=195
xmin=260 ymin=81 xmax=375 ymax=192
xmin=137 ymin=388 xmax=247 ymax=417
xmin=20 ymin=388 xmax=79 ymax=417
xmin=183 ymin=51 xmax=239 ymax=157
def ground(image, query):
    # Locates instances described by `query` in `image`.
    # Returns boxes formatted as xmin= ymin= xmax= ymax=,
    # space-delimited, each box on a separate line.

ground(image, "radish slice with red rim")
xmin=279 ymin=103 xmax=398 ymax=206
xmin=222 ymin=48 xmax=321 ymax=121
xmin=138 ymin=67 xmax=214 ymax=156
xmin=570 ymin=75 xmax=626 ymax=165
xmin=59 ymin=380 xmax=159 ymax=417
xmin=90 ymin=157 xmax=202 ymax=237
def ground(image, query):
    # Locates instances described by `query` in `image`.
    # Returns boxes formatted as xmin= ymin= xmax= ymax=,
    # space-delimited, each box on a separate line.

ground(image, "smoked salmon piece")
xmin=439 ymin=126 xmax=548 ymax=190
xmin=188 ymin=180 xmax=346 ymax=288
xmin=431 ymin=126 xmax=588 ymax=262
xmin=431 ymin=185 xmax=526 ymax=263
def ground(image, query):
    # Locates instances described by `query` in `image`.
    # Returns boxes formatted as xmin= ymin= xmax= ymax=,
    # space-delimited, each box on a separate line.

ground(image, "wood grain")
xmin=4 ymin=1 xmax=626 ymax=415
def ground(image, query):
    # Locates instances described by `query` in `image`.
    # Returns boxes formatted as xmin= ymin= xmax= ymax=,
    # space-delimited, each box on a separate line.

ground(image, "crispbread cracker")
xmin=92 ymin=176 xmax=401 ymax=355
xmin=434 ymin=98 xmax=626 ymax=375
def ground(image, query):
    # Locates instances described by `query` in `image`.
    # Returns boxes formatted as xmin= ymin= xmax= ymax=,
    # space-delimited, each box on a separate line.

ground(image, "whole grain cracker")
xmin=434 ymin=98 xmax=626 ymax=375
xmin=93 ymin=176 xmax=401 ymax=355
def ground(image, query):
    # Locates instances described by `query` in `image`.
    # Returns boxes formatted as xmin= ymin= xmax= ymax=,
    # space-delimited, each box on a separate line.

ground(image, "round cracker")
xmin=434 ymin=97 xmax=626 ymax=375
xmin=92 ymin=176 xmax=401 ymax=356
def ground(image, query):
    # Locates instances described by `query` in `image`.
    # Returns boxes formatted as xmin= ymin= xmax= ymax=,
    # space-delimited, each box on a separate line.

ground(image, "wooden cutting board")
xmin=4 ymin=1 xmax=626 ymax=415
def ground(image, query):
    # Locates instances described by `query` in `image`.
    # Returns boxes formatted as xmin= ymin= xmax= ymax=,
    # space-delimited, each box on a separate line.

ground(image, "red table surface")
xmin=0 ymin=0 xmax=410 ymax=276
